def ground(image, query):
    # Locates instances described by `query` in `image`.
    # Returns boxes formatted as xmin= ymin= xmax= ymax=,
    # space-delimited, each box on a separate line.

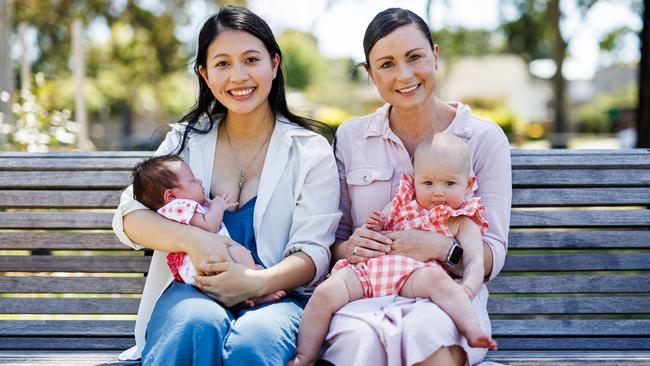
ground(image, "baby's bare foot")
xmin=465 ymin=327 xmax=497 ymax=351
xmin=249 ymin=290 xmax=286 ymax=306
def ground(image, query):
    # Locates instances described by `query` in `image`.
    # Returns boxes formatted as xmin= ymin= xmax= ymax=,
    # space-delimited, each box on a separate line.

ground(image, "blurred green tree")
xmin=14 ymin=0 xmax=193 ymax=148
xmin=434 ymin=27 xmax=499 ymax=58
xmin=277 ymin=30 xmax=322 ymax=90
xmin=499 ymin=0 xmax=641 ymax=147
xmin=638 ymin=0 xmax=649 ymax=147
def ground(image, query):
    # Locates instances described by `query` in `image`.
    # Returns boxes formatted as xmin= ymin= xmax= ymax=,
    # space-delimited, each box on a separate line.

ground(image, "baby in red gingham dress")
xmin=132 ymin=155 xmax=285 ymax=306
xmin=290 ymin=133 xmax=496 ymax=365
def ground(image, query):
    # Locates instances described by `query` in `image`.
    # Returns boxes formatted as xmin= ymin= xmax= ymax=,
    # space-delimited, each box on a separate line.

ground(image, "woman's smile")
xmin=396 ymin=83 xmax=421 ymax=96
xmin=228 ymin=87 xmax=257 ymax=99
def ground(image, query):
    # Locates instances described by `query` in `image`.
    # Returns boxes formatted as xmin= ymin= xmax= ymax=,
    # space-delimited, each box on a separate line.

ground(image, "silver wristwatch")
xmin=445 ymin=238 xmax=463 ymax=266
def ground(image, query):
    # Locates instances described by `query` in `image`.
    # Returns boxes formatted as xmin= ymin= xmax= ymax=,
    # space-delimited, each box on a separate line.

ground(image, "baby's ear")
xmin=465 ymin=175 xmax=476 ymax=193
xmin=163 ymin=189 xmax=175 ymax=203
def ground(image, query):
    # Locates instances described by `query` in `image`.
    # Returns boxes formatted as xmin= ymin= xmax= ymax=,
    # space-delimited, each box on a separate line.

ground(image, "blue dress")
xmin=141 ymin=197 xmax=308 ymax=366
xmin=222 ymin=197 xmax=264 ymax=267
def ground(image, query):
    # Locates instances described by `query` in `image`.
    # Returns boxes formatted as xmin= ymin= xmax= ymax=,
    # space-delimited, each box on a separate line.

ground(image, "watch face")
xmin=449 ymin=246 xmax=463 ymax=265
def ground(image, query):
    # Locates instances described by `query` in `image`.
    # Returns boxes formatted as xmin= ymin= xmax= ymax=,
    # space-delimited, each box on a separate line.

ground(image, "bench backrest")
xmin=486 ymin=149 xmax=650 ymax=351
xmin=0 ymin=149 xmax=648 ymax=351
xmin=0 ymin=152 xmax=148 ymax=350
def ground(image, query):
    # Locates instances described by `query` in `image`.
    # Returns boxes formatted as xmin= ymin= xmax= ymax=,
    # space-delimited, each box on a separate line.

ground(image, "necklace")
xmin=222 ymin=122 xmax=274 ymax=201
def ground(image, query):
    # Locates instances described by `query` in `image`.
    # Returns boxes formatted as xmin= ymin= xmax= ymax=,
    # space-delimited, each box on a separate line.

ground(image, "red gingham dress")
xmin=333 ymin=174 xmax=488 ymax=298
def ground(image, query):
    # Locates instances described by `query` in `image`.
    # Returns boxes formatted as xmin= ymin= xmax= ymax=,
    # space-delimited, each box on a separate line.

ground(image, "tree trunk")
xmin=121 ymin=102 xmax=133 ymax=150
xmin=0 ymin=0 xmax=14 ymax=124
xmin=549 ymin=0 xmax=568 ymax=148
xmin=637 ymin=0 xmax=650 ymax=148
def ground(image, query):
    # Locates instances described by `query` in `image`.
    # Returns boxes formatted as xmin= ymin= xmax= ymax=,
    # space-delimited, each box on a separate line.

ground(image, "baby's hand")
xmin=207 ymin=193 xmax=238 ymax=211
xmin=365 ymin=210 xmax=386 ymax=232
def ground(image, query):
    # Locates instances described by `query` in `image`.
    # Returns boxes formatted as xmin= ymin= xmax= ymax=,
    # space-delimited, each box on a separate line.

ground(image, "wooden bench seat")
xmin=0 ymin=149 xmax=649 ymax=365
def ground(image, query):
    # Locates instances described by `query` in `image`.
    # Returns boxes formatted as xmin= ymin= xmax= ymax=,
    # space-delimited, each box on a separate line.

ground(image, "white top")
xmin=112 ymin=115 xmax=341 ymax=360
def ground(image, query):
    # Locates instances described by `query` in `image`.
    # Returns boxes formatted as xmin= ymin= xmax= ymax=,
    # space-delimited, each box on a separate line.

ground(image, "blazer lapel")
xmin=188 ymin=120 xmax=219 ymax=194
xmin=254 ymin=121 xmax=291 ymax=229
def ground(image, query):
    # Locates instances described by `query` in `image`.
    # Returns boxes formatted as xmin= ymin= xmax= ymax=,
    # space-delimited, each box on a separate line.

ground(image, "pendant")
xmin=235 ymin=170 xmax=245 ymax=203
xmin=238 ymin=170 xmax=245 ymax=189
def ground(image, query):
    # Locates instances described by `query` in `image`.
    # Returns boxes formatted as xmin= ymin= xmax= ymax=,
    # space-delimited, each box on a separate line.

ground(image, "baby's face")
xmin=170 ymin=162 xmax=206 ymax=204
xmin=412 ymin=153 xmax=472 ymax=210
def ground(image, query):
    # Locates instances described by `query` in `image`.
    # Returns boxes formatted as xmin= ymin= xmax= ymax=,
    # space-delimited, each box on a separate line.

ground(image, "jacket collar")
xmin=363 ymin=102 xmax=476 ymax=140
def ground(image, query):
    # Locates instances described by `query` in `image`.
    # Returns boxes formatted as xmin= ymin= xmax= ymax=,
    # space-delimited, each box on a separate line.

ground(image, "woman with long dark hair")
xmin=112 ymin=6 xmax=340 ymax=365
xmin=322 ymin=8 xmax=511 ymax=365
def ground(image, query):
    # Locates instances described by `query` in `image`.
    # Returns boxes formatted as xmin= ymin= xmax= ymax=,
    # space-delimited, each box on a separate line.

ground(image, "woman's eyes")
xmin=379 ymin=55 xmax=422 ymax=69
xmin=213 ymin=57 xmax=259 ymax=68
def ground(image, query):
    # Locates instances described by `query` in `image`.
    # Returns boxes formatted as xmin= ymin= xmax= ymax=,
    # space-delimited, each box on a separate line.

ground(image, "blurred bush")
xmin=0 ymin=88 xmax=81 ymax=152
xmin=576 ymin=84 xmax=637 ymax=133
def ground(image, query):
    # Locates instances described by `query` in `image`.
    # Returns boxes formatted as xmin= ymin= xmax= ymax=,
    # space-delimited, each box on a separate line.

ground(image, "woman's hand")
xmin=341 ymin=226 xmax=392 ymax=264
xmin=195 ymin=262 xmax=266 ymax=307
xmin=184 ymin=233 xmax=234 ymax=275
xmin=385 ymin=230 xmax=450 ymax=263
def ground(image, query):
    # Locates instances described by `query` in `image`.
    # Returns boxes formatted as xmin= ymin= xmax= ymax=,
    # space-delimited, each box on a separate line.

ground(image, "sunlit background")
xmin=0 ymin=0 xmax=646 ymax=151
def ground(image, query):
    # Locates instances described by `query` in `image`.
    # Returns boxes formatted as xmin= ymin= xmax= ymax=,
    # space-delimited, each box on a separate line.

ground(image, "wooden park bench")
xmin=0 ymin=149 xmax=648 ymax=365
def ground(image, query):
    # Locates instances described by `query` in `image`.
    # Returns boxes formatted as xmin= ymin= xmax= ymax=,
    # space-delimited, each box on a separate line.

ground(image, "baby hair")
xmin=132 ymin=155 xmax=184 ymax=210
xmin=414 ymin=132 xmax=471 ymax=176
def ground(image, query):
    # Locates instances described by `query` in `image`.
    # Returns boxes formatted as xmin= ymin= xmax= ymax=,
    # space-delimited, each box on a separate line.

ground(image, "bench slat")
xmin=0 ymin=156 xmax=146 ymax=170
xmin=492 ymin=319 xmax=650 ymax=336
xmin=0 ymin=171 xmax=131 ymax=189
xmin=0 ymin=320 xmax=134 ymax=336
xmin=0 ymin=276 xmax=145 ymax=293
xmin=11 ymin=319 xmax=645 ymax=338
xmin=7 ymin=187 xmax=646 ymax=208
xmin=0 ymin=298 xmax=140 ymax=314
xmin=487 ymin=275 xmax=650 ymax=294
xmin=511 ymin=150 xmax=650 ymax=168
xmin=508 ymin=231 xmax=650 ymax=249
xmin=0 ymin=256 xmax=150 ymax=273
xmin=0 ymin=337 xmax=135 ymax=352
xmin=513 ymin=187 xmax=650 ymax=206
xmin=486 ymin=350 xmax=650 ymax=364
xmin=510 ymin=209 xmax=650 ymax=228
xmin=0 ymin=350 xmax=129 ymax=363
xmin=0 ymin=232 xmax=124 ymax=250
xmin=513 ymin=169 xmax=650 ymax=187
xmin=0 ymin=190 xmax=121 ymax=208
xmin=5 ymin=209 xmax=648 ymax=230
xmin=488 ymin=296 xmax=650 ymax=314
xmin=492 ymin=338 xmax=650 ymax=351
xmin=0 ymin=212 xmax=114 ymax=229
xmin=503 ymin=253 xmax=650 ymax=271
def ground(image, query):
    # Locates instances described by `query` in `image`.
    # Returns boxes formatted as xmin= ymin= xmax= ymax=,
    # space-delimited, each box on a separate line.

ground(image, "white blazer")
xmin=112 ymin=115 xmax=341 ymax=360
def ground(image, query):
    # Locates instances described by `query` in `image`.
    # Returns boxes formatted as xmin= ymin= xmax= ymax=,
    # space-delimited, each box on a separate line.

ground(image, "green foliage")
xmin=576 ymin=84 xmax=637 ymax=133
xmin=15 ymin=1 xmax=192 ymax=124
xmin=434 ymin=28 xmax=500 ymax=57
xmin=0 ymin=86 xmax=80 ymax=152
xmin=278 ymin=30 xmax=323 ymax=90
xmin=499 ymin=0 xmax=553 ymax=61
xmin=599 ymin=26 xmax=635 ymax=64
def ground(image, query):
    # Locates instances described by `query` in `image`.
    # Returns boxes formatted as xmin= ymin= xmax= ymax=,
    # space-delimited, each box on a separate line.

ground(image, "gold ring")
xmin=353 ymin=246 xmax=358 ymax=256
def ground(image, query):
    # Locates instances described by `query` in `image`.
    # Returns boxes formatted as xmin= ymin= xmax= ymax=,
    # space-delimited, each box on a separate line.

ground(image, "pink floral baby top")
xmin=157 ymin=199 xmax=227 ymax=283
xmin=333 ymin=174 xmax=488 ymax=298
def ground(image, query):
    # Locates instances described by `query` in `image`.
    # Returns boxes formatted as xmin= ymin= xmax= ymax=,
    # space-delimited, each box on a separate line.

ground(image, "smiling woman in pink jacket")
xmin=321 ymin=8 xmax=512 ymax=366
